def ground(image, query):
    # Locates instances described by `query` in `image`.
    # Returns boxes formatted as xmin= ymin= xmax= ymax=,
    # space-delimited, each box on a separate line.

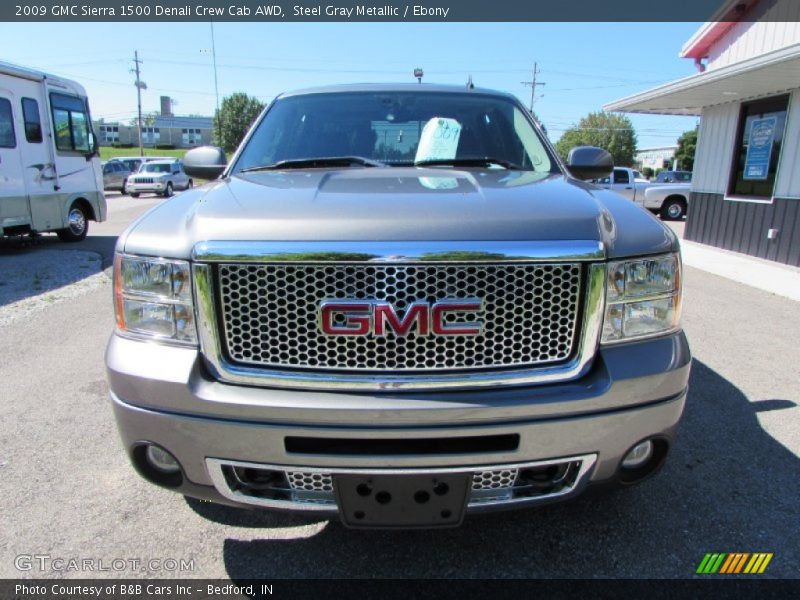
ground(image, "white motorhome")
xmin=0 ymin=61 xmax=106 ymax=241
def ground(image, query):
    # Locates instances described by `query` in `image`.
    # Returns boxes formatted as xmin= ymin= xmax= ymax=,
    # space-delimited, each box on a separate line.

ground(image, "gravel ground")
xmin=0 ymin=249 xmax=107 ymax=327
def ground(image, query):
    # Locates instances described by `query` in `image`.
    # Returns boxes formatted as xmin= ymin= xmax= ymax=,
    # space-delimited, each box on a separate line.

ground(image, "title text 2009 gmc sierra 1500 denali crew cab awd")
xmin=106 ymin=84 xmax=690 ymax=528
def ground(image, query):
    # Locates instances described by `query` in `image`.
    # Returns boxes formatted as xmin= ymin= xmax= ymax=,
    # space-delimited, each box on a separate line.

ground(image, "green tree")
xmin=213 ymin=92 xmax=265 ymax=152
xmin=674 ymin=127 xmax=698 ymax=171
xmin=555 ymin=111 xmax=637 ymax=166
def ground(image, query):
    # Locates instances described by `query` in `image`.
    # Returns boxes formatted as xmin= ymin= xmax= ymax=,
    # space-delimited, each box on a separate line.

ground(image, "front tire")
xmin=163 ymin=182 xmax=174 ymax=198
xmin=56 ymin=203 xmax=89 ymax=242
xmin=130 ymin=192 xmax=140 ymax=198
xmin=660 ymin=197 xmax=687 ymax=221
xmin=186 ymin=179 xmax=193 ymax=190
xmin=121 ymin=178 xmax=128 ymax=194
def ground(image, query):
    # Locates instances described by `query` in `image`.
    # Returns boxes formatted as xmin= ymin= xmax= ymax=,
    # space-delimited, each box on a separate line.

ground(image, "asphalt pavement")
xmin=0 ymin=197 xmax=798 ymax=579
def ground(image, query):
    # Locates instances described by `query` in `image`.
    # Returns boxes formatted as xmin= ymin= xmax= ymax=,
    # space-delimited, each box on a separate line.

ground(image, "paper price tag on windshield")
xmin=415 ymin=117 xmax=462 ymax=163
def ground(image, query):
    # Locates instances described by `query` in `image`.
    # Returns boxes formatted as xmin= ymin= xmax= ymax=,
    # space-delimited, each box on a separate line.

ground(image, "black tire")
xmin=56 ymin=203 xmax=89 ymax=242
xmin=130 ymin=192 xmax=140 ymax=198
xmin=121 ymin=178 xmax=128 ymax=194
xmin=187 ymin=179 xmax=193 ymax=189
xmin=163 ymin=182 xmax=174 ymax=198
xmin=660 ymin=196 xmax=687 ymax=221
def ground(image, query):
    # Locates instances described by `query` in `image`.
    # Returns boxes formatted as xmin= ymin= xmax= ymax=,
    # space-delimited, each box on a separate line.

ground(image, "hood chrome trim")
xmin=192 ymin=240 xmax=605 ymax=263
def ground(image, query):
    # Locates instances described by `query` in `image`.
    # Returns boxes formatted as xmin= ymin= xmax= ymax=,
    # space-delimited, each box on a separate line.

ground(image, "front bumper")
xmin=127 ymin=181 xmax=166 ymax=193
xmin=107 ymin=330 xmax=691 ymax=520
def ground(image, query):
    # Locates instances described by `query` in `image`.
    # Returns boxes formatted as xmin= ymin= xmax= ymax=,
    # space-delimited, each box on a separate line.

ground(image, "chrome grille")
xmin=472 ymin=469 xmax=519 ymax=490
xmin=287 ymin=471 xmax=333 ymax=492
xmin=215 ymin=263 xmax=583 ymax=372
xmin=132 ymin=177 xmax=155 ymax=184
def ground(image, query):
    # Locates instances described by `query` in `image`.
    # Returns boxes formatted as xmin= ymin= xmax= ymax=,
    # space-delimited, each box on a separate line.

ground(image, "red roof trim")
xmin=681 ymin=0 xmax=762 ymax=59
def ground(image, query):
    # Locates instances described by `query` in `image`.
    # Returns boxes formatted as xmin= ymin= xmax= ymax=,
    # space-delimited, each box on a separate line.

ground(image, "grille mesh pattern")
xmin=217 ymin=263 xmax=582 ymax=371
xmin=287 ymin=471 xmax=333 ymax=492
xmin=472 ymin=469 xmax=519 ymax=490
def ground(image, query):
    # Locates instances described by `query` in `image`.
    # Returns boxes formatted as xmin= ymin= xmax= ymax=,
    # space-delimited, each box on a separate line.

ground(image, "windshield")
xmin=233 ymin=91 xmax=556 ymax=173
xmin=142 ymin=163 xmax=172 ymax=173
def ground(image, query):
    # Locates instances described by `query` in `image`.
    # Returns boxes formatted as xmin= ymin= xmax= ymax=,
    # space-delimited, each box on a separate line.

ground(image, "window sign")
xmin=415 ymin=117 xmax=461 ymax=162
xmin=743 ymin=116 xmax=776 ymax=181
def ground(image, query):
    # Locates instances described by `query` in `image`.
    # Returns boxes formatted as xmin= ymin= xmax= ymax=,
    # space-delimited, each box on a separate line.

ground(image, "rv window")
xmin=50 ymin=93 xmax=92 ymax=153
xmin=0 ymin=98 xmax=15 ymax=148
xmin=21 ymin=98 xmax=43 ymax=143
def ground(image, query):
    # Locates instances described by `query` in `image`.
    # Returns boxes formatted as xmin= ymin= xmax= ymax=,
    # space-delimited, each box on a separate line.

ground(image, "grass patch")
xmin=100 ymin=147 xmax=188 ymax=161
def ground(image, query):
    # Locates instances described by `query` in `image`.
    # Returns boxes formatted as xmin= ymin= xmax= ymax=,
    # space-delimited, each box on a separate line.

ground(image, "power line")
xmin=130 ymin=51 xmax=145 ymax=157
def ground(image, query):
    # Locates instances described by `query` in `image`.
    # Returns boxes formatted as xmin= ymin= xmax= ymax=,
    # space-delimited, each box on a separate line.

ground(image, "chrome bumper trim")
xmin=205 ymin=454 xmax=598 ymax=513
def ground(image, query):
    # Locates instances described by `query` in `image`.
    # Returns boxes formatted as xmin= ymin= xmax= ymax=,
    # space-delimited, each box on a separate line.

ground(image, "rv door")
xmin=0 ymin=88 xmax=31 ymax=235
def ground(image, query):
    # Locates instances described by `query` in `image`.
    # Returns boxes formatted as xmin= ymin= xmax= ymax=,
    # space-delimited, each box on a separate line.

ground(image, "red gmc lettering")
xmin=374 ymin=302 xmax=429 ymax=336
xmin=319 ymin=302 xmax=372 ymax=335
xmin=320 ymin=300 xmax=482 ymax=337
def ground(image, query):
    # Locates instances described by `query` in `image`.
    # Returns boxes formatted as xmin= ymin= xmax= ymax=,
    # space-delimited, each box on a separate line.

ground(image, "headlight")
xmin=114 ymin=254 xmax=197 ymax=345
xmin=601 ymin=253 xmax=681 ymax=343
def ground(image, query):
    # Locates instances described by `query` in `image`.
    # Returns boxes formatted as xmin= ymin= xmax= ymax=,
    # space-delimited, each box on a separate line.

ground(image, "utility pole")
xmin=130 ymin=51 xmax=146 ymax=157
xmin=521 ymin=62 xmax=546 ymax=113
xmin=210 ymin=20 xmax=221 ymax=144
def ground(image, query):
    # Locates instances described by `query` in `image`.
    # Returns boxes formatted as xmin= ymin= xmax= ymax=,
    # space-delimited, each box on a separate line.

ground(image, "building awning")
xmin=604 ymin=42 xmax=800 ymax=115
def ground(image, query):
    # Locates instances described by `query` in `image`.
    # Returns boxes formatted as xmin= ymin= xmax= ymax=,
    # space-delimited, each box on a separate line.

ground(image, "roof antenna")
xmin=466 ymin=75 xmax=474 ymax=90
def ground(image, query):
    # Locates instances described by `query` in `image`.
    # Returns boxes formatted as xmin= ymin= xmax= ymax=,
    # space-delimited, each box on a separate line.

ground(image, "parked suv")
xmin=107 ymin=84 xmax=690 ymax=528
xmin=126 ymin=159 xmax=192 ymax=198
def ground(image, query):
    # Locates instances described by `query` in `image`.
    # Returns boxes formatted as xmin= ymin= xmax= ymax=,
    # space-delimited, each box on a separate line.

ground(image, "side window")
xmin=50 ymin=93 xmax=92 ymax=153
xmin=0 ymin=98 xmax=16 ymax=148
xmin=613 ymin=169 xmax=630 ymax=184
xmin=21 ymin=98 xmax=43 ymax=143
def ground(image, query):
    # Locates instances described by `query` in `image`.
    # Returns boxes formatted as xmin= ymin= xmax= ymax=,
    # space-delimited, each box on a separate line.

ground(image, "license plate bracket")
xmin=334 ymin=472 xmax=470 ymax=529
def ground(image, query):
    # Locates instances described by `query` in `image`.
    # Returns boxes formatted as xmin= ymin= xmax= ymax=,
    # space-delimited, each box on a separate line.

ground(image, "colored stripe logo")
xmin=696 ymin=553 xmax=773 ymax=574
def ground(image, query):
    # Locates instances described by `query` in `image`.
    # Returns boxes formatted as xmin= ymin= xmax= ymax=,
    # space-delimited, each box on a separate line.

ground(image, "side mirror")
xmin=566 ymin=146 xmax=613 ymax=181
xmin=183 ymin=146 xmax=227 ymax=179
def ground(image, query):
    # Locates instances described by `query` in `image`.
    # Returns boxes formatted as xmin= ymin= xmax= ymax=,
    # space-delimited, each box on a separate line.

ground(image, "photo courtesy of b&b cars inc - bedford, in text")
xmin=1 ymin=0 xmax=799 ymax=597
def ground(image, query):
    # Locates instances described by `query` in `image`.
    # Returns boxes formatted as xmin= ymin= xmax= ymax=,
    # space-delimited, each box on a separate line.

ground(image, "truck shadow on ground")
xmin=0 ymin=234 xmax=119 ymax=307
xmin=187 ymin=359 xmax=799 ymax=578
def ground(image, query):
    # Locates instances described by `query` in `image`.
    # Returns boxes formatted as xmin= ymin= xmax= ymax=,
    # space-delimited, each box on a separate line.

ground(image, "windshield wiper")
xmin=239 ymin=156 xmax=385 ymax=172
xmin=413 ymin=157 xmax=523 ymax=170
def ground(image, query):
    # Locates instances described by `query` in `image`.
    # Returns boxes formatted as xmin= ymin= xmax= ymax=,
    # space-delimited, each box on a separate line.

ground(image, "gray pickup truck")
xmin=106 ymin=84 xmax=690 ymax=528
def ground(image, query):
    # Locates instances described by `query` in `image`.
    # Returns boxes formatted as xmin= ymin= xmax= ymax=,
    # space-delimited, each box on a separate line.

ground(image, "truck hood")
xmin=121 ymin=167 xmax=678 ymax=259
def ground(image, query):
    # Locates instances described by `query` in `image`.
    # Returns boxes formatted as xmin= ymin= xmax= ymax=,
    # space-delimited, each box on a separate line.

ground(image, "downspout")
xmin=694 ymin=57 xmax=706 ymax=73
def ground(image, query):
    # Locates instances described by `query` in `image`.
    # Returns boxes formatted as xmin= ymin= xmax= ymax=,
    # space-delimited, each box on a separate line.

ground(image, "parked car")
xmin=0 ymin=61 xmax=106 ymax=242
xmin=643 ymin=184 xmax=691 ymax=220
xmin=655 ymin=170 xmax=692 ymax=183
xmin=125 ymin=159 xmax=193 ymax=197
xmin=102 ymin=160 xmax=132 ymax=192
xmin=107 ymin=84 xmax=690 ymax=528
xmin=107 ymin=156 xmax=172 ymax=176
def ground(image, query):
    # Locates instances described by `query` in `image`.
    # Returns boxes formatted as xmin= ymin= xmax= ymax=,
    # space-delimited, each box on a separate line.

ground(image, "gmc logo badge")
xmin=319 ymin=299 xmax=482 ymax=337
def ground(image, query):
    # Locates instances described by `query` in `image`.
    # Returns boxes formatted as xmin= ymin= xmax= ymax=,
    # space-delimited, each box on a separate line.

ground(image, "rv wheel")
xmin=57 ymin=203 xmax=89 ymax=242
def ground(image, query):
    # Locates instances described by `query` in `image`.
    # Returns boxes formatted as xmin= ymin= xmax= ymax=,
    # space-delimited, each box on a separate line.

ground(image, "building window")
xmin=99 ymin=124 xmax=119 ymax=143
xmin=182 ymin=128 xmax=202 ymax=145
xmin=50 ymin=93 xmax=92 ymax=152
xmin=0 ymin=98 xmax=15 ymax=148
xmin=21 ymin=98 xmax=42 ymax=143
xmin=728 ymin=94 xmax=789 ymax=199
xmin=142 ymin=127 xmax=160 ymax=144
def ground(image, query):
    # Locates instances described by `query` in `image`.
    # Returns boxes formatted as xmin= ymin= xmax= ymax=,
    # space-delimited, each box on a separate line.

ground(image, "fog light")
xmin=145 ymin=445 xmax=180 ymax=473
xmin=621 ymin=440 xmax=654 ymax=469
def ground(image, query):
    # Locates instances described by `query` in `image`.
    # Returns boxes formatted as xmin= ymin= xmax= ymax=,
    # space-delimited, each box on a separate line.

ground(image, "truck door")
xmin=0 ymin=90 xmax=31 ymax=234
xmin=610 ymin=168 xmax=635 ymax=201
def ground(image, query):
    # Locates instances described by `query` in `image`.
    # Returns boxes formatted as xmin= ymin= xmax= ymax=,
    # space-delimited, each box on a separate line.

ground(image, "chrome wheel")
xmin=668 ymin=203 xmax=682 ymax=219
xmin=165 ymin=183 xmax=174 ymax=197
xmin=68 ymin=207 xmax=86 ymax=235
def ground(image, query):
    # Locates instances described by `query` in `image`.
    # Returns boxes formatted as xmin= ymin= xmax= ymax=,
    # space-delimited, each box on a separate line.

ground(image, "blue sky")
xmin=3 ymin=21 xmax=702 ymax=147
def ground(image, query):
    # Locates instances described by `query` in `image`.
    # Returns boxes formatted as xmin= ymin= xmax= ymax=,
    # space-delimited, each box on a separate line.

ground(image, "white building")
xmin=606 ymin=0 xmax=800 ymax=267
xmin=635 ymin=146 xmax=678 ymax=171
